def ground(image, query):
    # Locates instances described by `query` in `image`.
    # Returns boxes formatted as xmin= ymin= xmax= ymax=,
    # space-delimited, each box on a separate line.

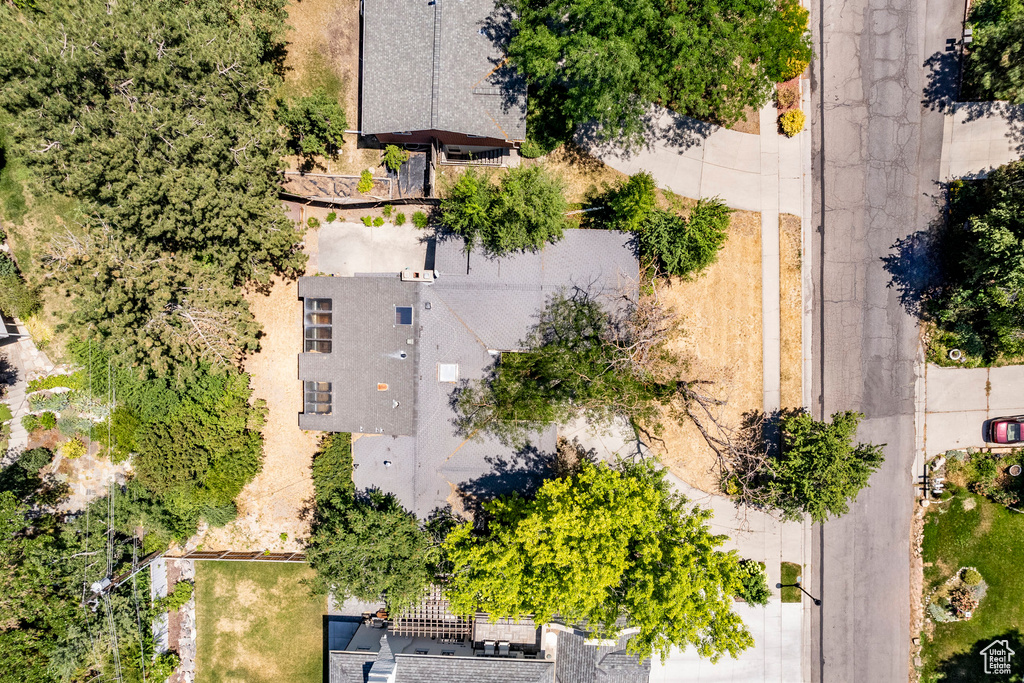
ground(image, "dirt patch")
xmin=279 ymin=0 xmax=380 ymax=176
xmin=780 ymin=213 xmax=802 ymax=409
xmin=726 ymin=106 xmax=761 ymax=135
xmin=194 ymin=269 xmax=320 ymax=552
xmin=653 ymin=210 xmax=763 ymax=494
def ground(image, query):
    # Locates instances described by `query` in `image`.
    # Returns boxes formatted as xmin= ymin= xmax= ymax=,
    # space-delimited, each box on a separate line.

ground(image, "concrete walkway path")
xmin=585 ymin=102 xmax=812 ymax=418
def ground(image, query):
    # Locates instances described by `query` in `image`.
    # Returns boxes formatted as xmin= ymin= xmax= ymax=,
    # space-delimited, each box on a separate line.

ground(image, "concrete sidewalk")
xmin=940 ymin=102 xmax=1024 ymax=181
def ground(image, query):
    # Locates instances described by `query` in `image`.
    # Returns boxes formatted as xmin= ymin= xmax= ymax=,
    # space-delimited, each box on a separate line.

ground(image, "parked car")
xmin=987 ymin=416 xmax=1024 ymax=444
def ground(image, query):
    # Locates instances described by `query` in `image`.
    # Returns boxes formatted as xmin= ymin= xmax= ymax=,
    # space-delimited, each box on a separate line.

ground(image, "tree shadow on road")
xmin=922 ymin=48 xmax=962 ymax=113
xmin=881 ymin=227 xmax=944 ymax=317
xmin=930 ymin=629 xmax=1024 ymax=682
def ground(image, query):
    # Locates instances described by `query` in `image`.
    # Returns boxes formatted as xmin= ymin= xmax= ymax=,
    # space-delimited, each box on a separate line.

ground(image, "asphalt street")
xmin=810 ymin=0 xmax=963 ymax=678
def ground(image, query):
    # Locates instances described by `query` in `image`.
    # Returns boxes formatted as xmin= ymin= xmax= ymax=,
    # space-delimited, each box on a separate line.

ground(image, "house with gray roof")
xmin=326 ymin=590 xmax=649 ymax=683
xmin=360 ymin=0 xmax=527 ymax=164
xmin=297 ymin=230 xmax=638 ymax=517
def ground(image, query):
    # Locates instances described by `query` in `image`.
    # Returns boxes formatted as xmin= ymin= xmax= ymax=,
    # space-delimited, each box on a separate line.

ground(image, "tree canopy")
xmin=305 ymin=434 xmax=433 ymax=613
xmin=751 ymin=411 xmax=885 ymax=522
xmin=0 ymin=0 xmax=302 ymax=372
xmin=638 ymin=201 xmax=732 ymax=278
xmin=443 ymin=460 xmax=754 ymax=661
xmin=454 ymin=293 xmax=677 ymax=445
xmin=505 ymin=0 xmax=812 ymax=147
xmin=927 ymin=161 xmax=1024 ymax=361
xmin=440 ymin=166 xmax=570 ymax=255
xmin=964 ymin=0 xmax=1024 ymax=101
xmin=278 ymin=88 xmax=348 ymax=158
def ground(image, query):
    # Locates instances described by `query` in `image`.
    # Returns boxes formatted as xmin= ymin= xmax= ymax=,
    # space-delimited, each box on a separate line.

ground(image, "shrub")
xmin=312 ymin=433 xmax=354 ymax=503
xmin=307 ymin=216 xmax=321 ymax=229
xmin=326 ymin=211 xmax=337 ymax=223
xmin=372 ymin=217 xmax=385 ymax=227
xmin=412 ymin=211 xmax=429 ymax=229
xmin=155 ymin=580 xmax=194 ymax=612
xmin=357 ymin=170 xmax=374 ymax=194
xmin=777 ymin=84 xmax=799 ymax=108
xmin=21 ymin=414 xmax=39 ymax=432
xmin=395 ymin=212 xmax=407 ymax=226
xmin=382 ymin=145 xmax=410 ymax=173
xmin=605 ymin=172 xmax=657 ymax=233
xmin=382 ymin=204 xmax=393 ymax=218
xmin=39 ymin=412 xmax=57 ymax=431
xmin=277 ymin=88 xmax=347 ymax=157
xmin=200 ymin=502 xmax=239 ymax=527
xmin=0 ymin=403 xmax=10 ymax=422
xmin=782 ymin=58 xmax=810 ymax=80
xmin=762 ymin=0 xmax=813 ymax=82
xmin=962 ymin=567 xmax=983 ymax=586
xmin=61 ymin=437 xmax=87 ymax=460
xmin=519 ymin=138 xmax=546 ymax=159
xmin=928 ymin=601 xmax=955 ymax=623
xmin=29 ymin=393 xmax=70 ymax=413
xmin=0 ymin=252 xmax=16 ymax=278
xmin=58 ymin=416 xmax=93 ymax=437
xmin=638 ymin=200 xmax=731 ymax=278
xmin=780 ymin=109 xmax=806 ymax=137
xmin=949 ymin=585 xmax=979 ymax=617
xmin=361 ymin=216 xmax=372 ymax=227
xmin=736 ymin=560 xmax=771 ymax=606
xmin=0 ymin=274 xmax=40 ymax=319
xmin=27 ymin=372 xmax=85 ymax=393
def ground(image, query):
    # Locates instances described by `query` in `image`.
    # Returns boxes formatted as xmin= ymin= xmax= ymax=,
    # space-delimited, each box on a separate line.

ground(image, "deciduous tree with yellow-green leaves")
xmin=442 ymin=460 xmax=753 ymax=662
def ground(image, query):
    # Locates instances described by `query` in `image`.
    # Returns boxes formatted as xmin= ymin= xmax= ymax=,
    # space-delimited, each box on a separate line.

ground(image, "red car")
xmin=988 ymin=416 xmax=1024 ymax=444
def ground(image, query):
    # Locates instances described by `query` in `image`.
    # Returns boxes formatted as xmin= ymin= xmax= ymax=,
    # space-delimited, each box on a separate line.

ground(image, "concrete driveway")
xmin=316 ymin=222 xmax=431 ymax=276
xmin=922 ymin=364 xmax=1024 ymax=457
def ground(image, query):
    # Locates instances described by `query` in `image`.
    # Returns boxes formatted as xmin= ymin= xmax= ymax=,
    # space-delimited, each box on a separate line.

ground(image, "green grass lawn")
xmin=195 ymin=561 xmax=325 ymax=683
xmin=780 ymin=562 xmax=802 ymax=603
xmin=920 ymin=494 xmax=1024 ymax=681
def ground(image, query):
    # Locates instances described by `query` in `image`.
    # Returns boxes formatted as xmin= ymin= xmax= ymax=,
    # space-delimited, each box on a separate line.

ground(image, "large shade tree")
xmin=505 ymin=0 xmax=813 ymax=147
xmin=443 ymin=460 xmax=754 ymax=661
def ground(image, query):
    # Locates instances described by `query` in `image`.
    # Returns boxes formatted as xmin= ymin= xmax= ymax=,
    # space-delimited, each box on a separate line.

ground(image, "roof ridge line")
xmin=430 ymin=0 xmax=443 ymax=130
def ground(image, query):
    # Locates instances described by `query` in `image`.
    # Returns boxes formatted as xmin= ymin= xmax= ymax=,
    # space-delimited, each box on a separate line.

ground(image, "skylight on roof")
xmin=438 ymin=363 xmax=459 ymax=383
xmin=396 ymin=306 xmax=413 ymax=325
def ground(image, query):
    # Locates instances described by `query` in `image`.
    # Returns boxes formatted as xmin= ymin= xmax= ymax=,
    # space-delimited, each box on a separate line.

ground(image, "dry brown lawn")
xmin=280 ymin=0 xmax=380 ymax=176
xmin=726 ymin=106 xmax=761 ymax=135
xmin=196 ymin=271 xmax=319 ymax=552
xmin=652 ymin=210 xmax=763 ymax=494
xmin=780 ymin=213 xmax=803 ymax=409
xmin=195 ymin=562 xmax=323 ymax=683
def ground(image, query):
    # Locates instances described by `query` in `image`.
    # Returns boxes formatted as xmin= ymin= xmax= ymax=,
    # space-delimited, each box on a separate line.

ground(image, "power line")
xmin=103 ymin=594 xmax=123 ymax=683
xmin=130 ymin=537 xmax=148 ymax=682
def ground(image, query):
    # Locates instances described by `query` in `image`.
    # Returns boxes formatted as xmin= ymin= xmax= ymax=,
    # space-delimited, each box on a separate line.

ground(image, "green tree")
xmin=441 ymin=166 xmax=569 ymax=254
xmin=455 ymin=293 xmax=676 ymax=445
xmin=443 ymin=460 xmax=753 ymax=662
xmin=505 ymin=0 xmax=812 ymax=147
xmin=763 ymin=411 xmax=885 ymax=522
xmin=604 ymin=171 xmax=657 ymax=233
xmin=278 ymin=88 xmax=348 ymax=157
xmin=964 ymin=0 xmax=1024 ymax=101
xmin=927 ymin=161 xmax=1024 ymax=361
xmin=382 ymin=145 xmax=410 ymax=173
xmin=638 ymin=200 xmax=732 ymax=278
xmin=306 ymin=489 xmax=431 ymax=614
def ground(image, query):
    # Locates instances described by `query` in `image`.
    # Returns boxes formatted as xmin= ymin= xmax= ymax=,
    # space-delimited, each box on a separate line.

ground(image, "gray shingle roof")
xmin=554 ymin=631 xmax=650 ymax=683
xmin=393 ymin=654 xmax=554 ymax=683
xmin=329 ymin=651 xmax=376 ymax=683
xmin=297 ymin=276 xmax=418 ymax=435
xmin=361 ymin=0 xmax=527 ymax=141
xmin=311 ymin=230 xmax=638 ymax=517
